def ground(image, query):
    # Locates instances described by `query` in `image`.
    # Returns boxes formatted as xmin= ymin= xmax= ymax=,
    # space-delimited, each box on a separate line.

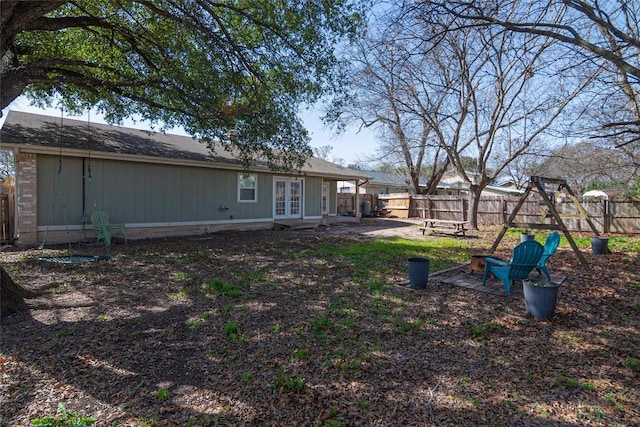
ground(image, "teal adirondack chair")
xmin=90 ymin=210 xmax=127 ymax=247
xmin=535 ymin=232 xmax=560 ymax=280
xmin=482 ymin=240 xmax=544 ymax=295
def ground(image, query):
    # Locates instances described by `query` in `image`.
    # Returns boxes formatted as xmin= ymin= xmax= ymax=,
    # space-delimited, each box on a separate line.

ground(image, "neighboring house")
xmin=582 ymin=189 xmax=624 ymax=200
xmin=337 ymin=169 xmax=523 ymax=197
xmin=441 ymin=171 xmax=525 ymax=197
xmin=339 ymin=170 xmax=426 ymax=194
xmin=0 ymin=111 xmax=369 ymax=245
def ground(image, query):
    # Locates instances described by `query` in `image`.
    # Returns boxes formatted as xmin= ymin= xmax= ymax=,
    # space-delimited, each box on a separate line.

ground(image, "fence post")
xmin=462 ymin=197 xmax=468 ymax=221
xmin=502 ymin=199 xmax=508 ymax=224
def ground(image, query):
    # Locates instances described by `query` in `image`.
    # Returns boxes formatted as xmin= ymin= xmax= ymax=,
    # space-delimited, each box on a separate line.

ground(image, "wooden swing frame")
xmin=489 ymin=176 xmax=600 ymax=268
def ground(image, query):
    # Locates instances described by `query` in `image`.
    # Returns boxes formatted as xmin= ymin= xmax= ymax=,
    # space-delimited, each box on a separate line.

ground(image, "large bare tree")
xmin=331 ymin=1 xmax=597 ymax=227
xmin=417 ymin=11 xmax=599 ymax=228
xmin=328 ymin=12 xmax=450 ymax=195
xmin=417 ymin=0 xmax=640 ymax=150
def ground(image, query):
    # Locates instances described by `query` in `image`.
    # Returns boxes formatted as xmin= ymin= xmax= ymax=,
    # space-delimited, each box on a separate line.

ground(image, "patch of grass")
xmin=312 ymin=316 xmax=332 ymax=334
xmin=240 ymin=371 xmax=253 ymax=384
xmin=318 ymin=237 xmax=471 ymax=282
xmin=580 ymin=381 xmax=596 ymax=392
xmin=50 ymin=283 xmax=68 ymax=294
xmin=168 ymin=289 xmax=188 ymax=301
xmin=155 ymin=389 xmax=170 ymax=400
xmin=169 ymin=271 xmax=188 ymax=281
xmin=355 ymin=399 xmax=368 ymax=410
xmin=269 ymin=324 xmax=281 ymax=333
xmin=138 ymin=415 xmax=159 ymax=427
xmin=187 ymin=319 xmax=203 ymax=329
xmin=393 ymin=318 xmax=412 ymax=334
xmin=205 ymin=278 xmax=242 ymax=297
xmin=224 ymin=321 xmax=239 ymax=341
xmin=469 ymin=320 xmax=503 ymax=340
xmin=293 ymin=348 xmax=310 ymax=361
xmin=555 ymin=376 xmax=595 ymax=391
xmin=57 ymin=329 xmax=74 ymax=337
xmin=31 ymin=402 xmax=96 ymax=426
xmin=608 ymin=237 xmax=640 ymax=253
xmin=273 ymin=373 xmax=305 ymax=393
xmin=623 ymin=357 xmax=639 ymax=371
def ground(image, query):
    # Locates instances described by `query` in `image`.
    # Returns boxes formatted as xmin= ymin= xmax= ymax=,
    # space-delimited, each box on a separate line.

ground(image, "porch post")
xmin=355 ymin=180 xmax=361 ymax=218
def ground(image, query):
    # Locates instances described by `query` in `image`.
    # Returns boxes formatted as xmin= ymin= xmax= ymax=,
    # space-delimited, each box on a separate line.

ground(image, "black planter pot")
xmin=407 ymin=257 xmax=430 ymax=289
xmin=523 ymin=280 xmax=559 ymax=319
xmin=590 ymin=237 xmax=609 ymax=255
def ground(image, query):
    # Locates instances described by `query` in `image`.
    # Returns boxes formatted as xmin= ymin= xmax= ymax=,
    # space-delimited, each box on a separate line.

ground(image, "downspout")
xmin=355 ymin=179 xmax=361 ymax=218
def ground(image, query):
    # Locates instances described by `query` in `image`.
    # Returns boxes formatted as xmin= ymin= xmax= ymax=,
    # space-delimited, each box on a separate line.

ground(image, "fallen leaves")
xmin=0 ymin=224 xmax=638 ymax=426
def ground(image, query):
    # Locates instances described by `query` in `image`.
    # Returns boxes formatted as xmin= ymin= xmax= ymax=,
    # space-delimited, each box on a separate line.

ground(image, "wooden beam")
xmin=490 ymin=176 xmax=590 ymax=268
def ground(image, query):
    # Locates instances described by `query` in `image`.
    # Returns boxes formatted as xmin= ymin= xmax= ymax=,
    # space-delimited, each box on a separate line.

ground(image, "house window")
xmin=322 ymin=183 xmax=328 ymax=214
xmin=238 ymin=173 xmax=257 ymax=202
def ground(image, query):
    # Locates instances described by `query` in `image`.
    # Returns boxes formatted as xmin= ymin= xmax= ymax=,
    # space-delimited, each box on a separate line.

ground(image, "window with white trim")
xmin=238 ymin=173 xmax=257 ymax=202
xmin=322 ymin=183 xmax=328 ymax=214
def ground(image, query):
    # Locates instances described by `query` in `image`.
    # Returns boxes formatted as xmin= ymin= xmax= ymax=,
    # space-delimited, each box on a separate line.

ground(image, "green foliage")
xmin=273 ymin=373 xmax=305 ymax=393
xmin=293 ymin=348 xmax=310 ymax=361
xmin=31 ymin=403 xmax=96 ymax=427
xmin=187 ymin=319 xmax=203 ymax=329
xmin=469 ymin=320 xmax=503 ymax=340
xmin=5 ymin=1 xmax=365 ymax=170
xmin=155 ymin=389 xmax=170 ymax=400
xmin=393 ymin=318 xmax=412 ymax=334
xmin=224 ymin=321 xmax=239 ymax=341
xmin=205 ymin=278 xmax=242 ymax=298
xmin=624 ymin=358 xmax=640 ymax=371
xmin=312 ymin=316 xmax=332 ymax=334
xmin=241 ymin=371 xmax=254 ymax=384
xmin=168 ymin=289 xmax=188 ymax=301
xmin=584 ymin=181 xmax=621 ymax=192
xmin=555 ymin=376 xmax=595 ymax=392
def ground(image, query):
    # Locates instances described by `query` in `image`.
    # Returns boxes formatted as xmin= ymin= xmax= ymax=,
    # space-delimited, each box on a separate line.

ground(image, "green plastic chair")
xmin=535 ymin=232 xmax=560 ymax=280
xmin=90 ymin=210 xmax=127 ymax=247
xmin=482 ymin=240 xmax=544 ymax=295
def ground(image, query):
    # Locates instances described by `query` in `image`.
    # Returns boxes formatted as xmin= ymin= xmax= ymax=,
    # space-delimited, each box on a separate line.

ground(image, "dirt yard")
xmin=1 ymin=219 xmax=639 ymax=426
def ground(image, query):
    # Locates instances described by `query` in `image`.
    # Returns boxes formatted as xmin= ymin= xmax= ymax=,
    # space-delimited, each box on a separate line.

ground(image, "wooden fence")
xmin=1 ymin=184 xmax=15 ymax=243
xmin=337 ymin=193 xmax=640 ymax=234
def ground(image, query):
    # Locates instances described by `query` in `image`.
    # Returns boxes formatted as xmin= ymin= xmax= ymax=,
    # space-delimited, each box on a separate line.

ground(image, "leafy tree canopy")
xmin=1 ymin=0 xmax=364 ymax=170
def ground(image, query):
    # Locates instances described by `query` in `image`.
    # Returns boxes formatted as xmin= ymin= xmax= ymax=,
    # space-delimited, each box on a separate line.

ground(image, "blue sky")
xmin=1 ymin=96 xmax=378 ymax=166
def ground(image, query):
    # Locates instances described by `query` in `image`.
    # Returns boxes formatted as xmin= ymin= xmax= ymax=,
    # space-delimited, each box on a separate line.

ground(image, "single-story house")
xmin=441 ymin=172 xmax=525 ymax=197
xmin=338 ymin=169 xmax=523 ymax=197
xmin=582 ymin=189 xmax=624 ymax=200
xmin=0 ymin=111 xmax=370 ymax=245
xmin=338 ymin=170 xmax=420 ymax=194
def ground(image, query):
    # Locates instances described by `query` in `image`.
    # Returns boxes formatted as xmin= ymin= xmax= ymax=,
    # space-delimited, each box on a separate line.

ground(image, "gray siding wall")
xmin=304 ymin=176 xmax=323 ymax=217
xmin=37 ymin=155 xmax=275 ymax=226
xmin=37 ymin=156 xmax=85 ymax=226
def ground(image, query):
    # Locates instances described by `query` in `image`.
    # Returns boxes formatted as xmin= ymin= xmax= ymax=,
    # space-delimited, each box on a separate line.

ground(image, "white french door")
xmin=274 ymin=178 xmax=303 ymax=219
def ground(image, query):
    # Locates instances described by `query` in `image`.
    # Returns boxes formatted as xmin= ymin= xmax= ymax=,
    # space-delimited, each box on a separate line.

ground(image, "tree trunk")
xmin=1 ymin=266 xmax=30 ymax=317
xmin=467 ymin=184 xmax=481 ymax=230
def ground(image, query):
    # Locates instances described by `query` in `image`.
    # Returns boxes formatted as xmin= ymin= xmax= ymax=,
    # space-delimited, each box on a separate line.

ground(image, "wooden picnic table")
xmin=420 ymin=219 xmax=468 ymax=237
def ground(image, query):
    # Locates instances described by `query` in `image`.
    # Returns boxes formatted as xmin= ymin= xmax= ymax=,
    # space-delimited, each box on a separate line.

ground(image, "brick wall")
xmin=16 ymin=152 xmax=37 ymax=244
